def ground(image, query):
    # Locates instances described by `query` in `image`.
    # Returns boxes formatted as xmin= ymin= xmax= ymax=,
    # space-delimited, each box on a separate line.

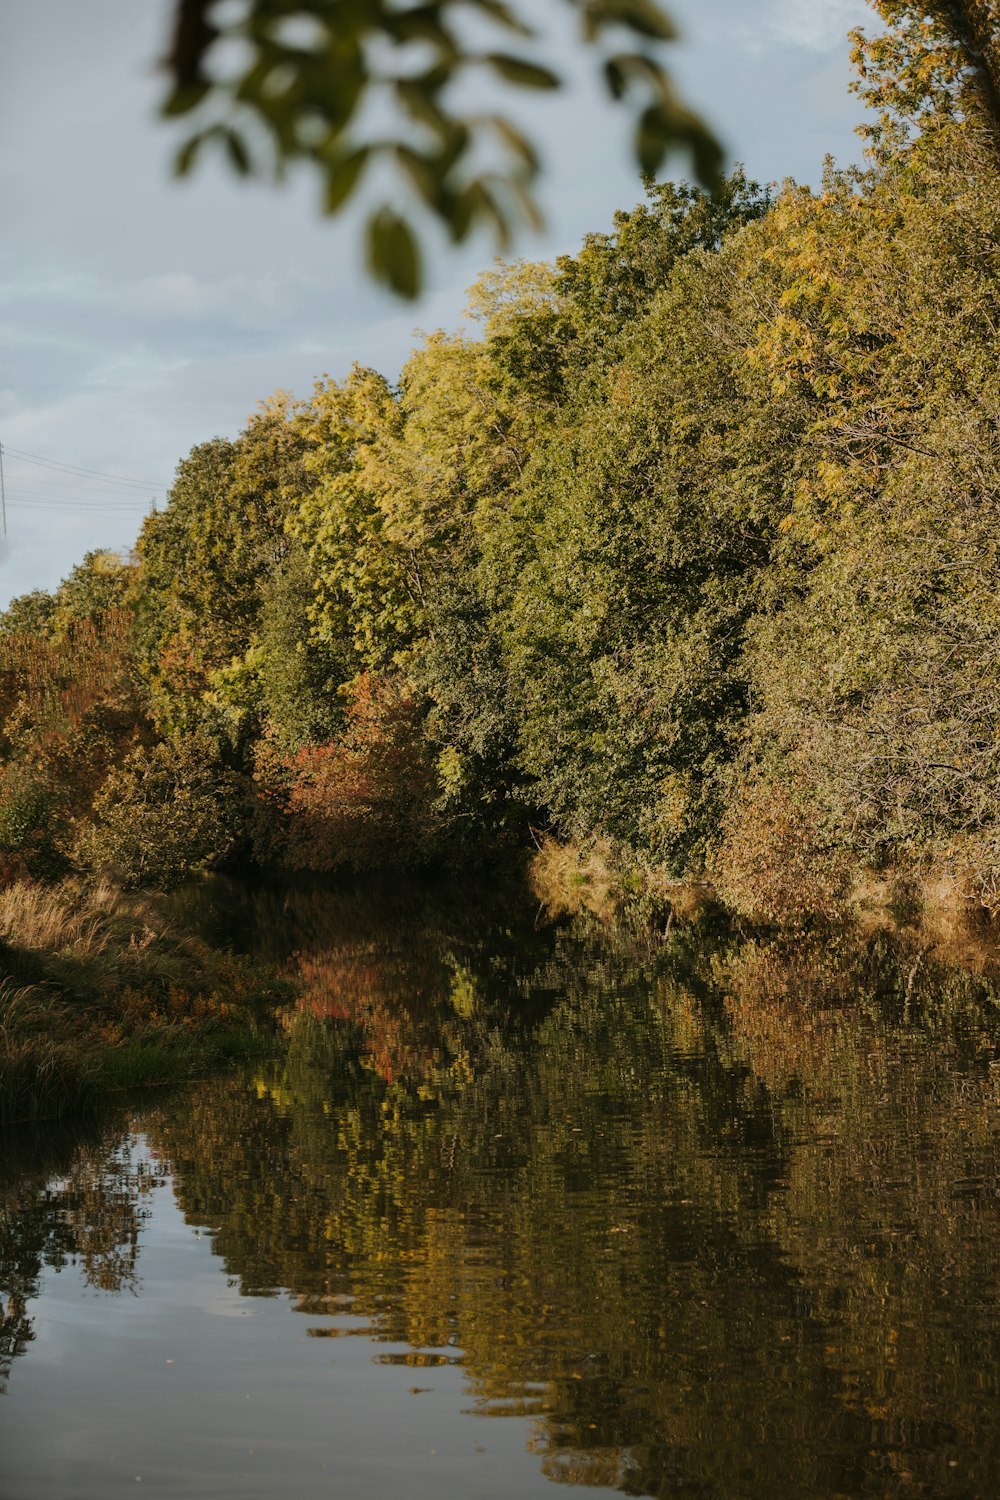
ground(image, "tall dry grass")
xmin=0 ymin=880 xmax=118 ymax=960
xmin=0 ymin=880 xmax=288 ymax=1123
xmin=529 ymin=835 xmax=717 ymax=930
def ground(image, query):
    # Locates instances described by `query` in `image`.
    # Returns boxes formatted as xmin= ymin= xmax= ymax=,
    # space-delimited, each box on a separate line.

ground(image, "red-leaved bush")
xmin=282 ymin=673 xmax=444 ymax=871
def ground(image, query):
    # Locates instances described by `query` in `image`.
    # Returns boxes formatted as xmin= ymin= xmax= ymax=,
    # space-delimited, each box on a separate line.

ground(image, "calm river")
xmin=3 ymin=880 xmax=1000 ymax=1498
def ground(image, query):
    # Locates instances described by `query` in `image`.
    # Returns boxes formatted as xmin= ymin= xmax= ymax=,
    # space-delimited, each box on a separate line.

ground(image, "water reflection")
xmin=5 ymin=886 xmax=1000 ymax=1497
xmin=0 ymin=1117 xmax=163 ymax=1394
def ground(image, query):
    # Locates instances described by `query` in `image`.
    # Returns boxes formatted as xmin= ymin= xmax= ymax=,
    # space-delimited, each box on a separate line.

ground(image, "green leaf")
xmin=366 ymin=207 xmax=422 ymax=299
xmin=323 ymin=146 xmax=371 ymax=213
xmin=635 ymin=101 xmax=671 ymax=175
xmin=502 ymin=175 xmax=545 ymax=233
xmin=487 ymin=115 xmax=541 ymax=174
xmin=395 ymin=145 xmax=444 ymax=209
xmin=688 ymin=123 xmax=725 ymax=189
xmin=484 ymin=53 xmax=561 ymax=89
xmin=467 ymin=0 xmax=534 ymax=36
xmin=395 ymin=78 xmax=450 ymax=134
xmin=450 ymin=184 xmax=478 ymax=242
xmin=604 ymin=57 xmax=627 ymax=99
xmin=582 ymin=0 xmax=678 ymax=42
xmin=391 ymin=11 xmax=457 ymax=54
xmin=161 ymin=81 xmax=212 ymax=118
xmin=604 ymin=50 xmax=665 ymax=95
xmin=224 ymin=128 xmax=252 ymax=176
xmin=174 ymin=131 xmax=207 ymax=177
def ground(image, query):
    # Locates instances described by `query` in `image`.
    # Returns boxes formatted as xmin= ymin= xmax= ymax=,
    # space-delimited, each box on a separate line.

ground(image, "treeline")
xmin=4 ymin=8 xmax=1000 ymax=918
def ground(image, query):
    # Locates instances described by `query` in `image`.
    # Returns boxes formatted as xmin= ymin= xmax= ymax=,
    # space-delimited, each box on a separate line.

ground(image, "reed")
xmin=0 ymin=880 xmax=290 ymax=1124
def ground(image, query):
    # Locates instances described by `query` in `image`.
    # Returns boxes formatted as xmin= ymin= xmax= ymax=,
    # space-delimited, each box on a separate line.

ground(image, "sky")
xmin=0 ymin=0 xmax=873 ymax=607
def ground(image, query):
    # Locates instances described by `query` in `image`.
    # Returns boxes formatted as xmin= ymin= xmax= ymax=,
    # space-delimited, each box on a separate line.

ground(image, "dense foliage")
xmin=6 ymin=2 xmax=1000 ymax=916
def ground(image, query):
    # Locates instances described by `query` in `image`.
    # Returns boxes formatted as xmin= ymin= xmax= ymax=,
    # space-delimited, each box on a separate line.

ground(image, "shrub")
xmin=81 ymin=737 xmax=242 ymax=889
xmin=282 ymin=673 xmax=446 ymax=871
xmin=0 ymin=765 xmax=67 ymax=880
xmin=713 ymin=776 xmax=851 ymax=925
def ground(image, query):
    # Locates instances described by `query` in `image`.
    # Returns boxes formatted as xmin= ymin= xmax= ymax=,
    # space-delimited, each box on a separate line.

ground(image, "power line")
xmin=5 ymin=497 xmax=151 ymax=513
xmin=3 ymin=481 xmax=153 ymax=506
xmin=3 ymin=473 xmax=152 ymax=493
xmin=1 ymin=444 xmax=169 ymax=491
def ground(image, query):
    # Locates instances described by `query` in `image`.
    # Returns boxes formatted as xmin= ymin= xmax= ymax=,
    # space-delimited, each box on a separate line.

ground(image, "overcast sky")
xmin=0 ymin=0 xmax=873 ymax=607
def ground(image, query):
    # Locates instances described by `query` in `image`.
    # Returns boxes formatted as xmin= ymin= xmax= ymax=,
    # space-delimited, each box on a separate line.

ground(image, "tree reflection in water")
xmin=0 ymin=1118 xmax=164 ymax=1393
xmin=7 ymin=882 xmax=1000 ymax=1497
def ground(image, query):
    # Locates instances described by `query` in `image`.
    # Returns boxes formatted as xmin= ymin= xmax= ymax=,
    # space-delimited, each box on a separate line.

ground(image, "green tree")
xmin=133 ymin=398 xmax=308 ymax=740
xmin=82 ymin=735 xmax=243 ymax=887
xmin=486 ymin=174 xmax=793 ymax=869
xmin=0 ymin=591 xmax=57 ymax=640
xmin=718 ymin=136 xmax=1000 ymax=914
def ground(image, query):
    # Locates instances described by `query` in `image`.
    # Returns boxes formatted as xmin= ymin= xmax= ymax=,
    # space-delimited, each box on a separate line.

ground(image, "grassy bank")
xmin=529 ymin=836 xmax=1000 ymax=971
xmin=0 ymin=880 xmax=291 ymax=1125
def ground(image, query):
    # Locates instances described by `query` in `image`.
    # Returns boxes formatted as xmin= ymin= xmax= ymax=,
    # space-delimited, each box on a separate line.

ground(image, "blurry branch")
xmin=160 ymin=0 xmax=723 ymax=297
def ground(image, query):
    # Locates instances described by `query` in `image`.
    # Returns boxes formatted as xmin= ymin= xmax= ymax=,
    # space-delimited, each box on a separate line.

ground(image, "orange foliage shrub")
xmin=0 ymin=609 xmax=147 ymax=876
xmin=713 ymin=777 xmax=851 ymax=924
xmin=282 ymin=674 xmax=444 ymax=871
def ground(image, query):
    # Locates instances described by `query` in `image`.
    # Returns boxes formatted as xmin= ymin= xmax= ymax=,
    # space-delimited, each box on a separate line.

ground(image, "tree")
xmin=160 ymin=0 xmax=722 ymax=295
xmin=132 ymin=398 xmax=308 ymax=739
xmin=82 ymin=735 xmax=243 ymax=887
xmin=851 ymin=1 xmax=1000 ymax=159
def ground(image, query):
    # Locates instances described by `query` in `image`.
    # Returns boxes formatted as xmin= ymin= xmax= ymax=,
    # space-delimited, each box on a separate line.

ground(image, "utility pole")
xmin=0 ymin=441 xmax=6 ymax=540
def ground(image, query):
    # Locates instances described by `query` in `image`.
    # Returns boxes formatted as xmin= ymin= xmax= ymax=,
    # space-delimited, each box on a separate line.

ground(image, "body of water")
xmin=3 ymin=882 xmax=1000 ymax=1497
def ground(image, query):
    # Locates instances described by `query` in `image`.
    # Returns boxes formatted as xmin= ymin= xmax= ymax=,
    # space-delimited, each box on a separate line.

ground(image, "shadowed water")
xmin=3 ymin=882 xmax=1000 ymax=1498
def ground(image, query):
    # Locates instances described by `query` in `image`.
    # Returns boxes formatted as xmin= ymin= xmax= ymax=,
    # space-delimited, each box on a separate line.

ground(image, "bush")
xmin=0 ymin=765 xmax=67 ymax=880
xmin=713 ymin=776 xmax=851 ymax=925
xmin=81 ymin=737 xmax=242 ymax=889
xmin=282 ymin=673 xmax=446 ymax=871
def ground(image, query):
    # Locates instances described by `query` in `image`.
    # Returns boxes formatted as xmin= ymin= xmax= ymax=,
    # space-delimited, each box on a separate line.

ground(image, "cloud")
xmin=765 ymin=0 xmax=871 ymax=52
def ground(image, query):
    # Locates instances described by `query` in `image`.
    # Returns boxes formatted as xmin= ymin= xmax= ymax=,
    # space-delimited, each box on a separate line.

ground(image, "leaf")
xmin=366 ymin=207 xmax=422 ymax=299
xmin=467 ymin=0 xmax=534 ymax=36
xmin=688 ymin=121 xmax=725 ymax=189
xmin=448 ymin=178 xmax=512 ymax=245
xmin=174 ymin=131 xmax=207 ymax=177
xmin=488 ymin=115 xmax=541 ymax=174
xmin=484 ymin=53 xmax=561 ymax=89
xmin=395 ymin=78 xmax=450 ymax=135
xmin=604 ymin=50 xmax=665 ymax=94
xmin=323 ymin=146 xmax=371 ymax=213
xmin=161 ymin=80 xmax=212 ymax=118
xmin=449 ymin=184 xmax=478 ymax=242
xmin=604 ymin=57 xmax=627 ymax=99
xmin=634 ymin=94 xmax=723 ymax=186
xmin=395 ymin=145 xmax=444 ymax=209
xmin=635 ymin=101 xmax=671 ymax=175
xmin=470 ymin=176 xmax=513 ymax=246
xmin=502 ymin=175 xmax=545 ymax=233
xmin=391 ymin=10 xmax=457 ymax=54
xmin=224 ymin=128 xmax=252 ymax=176
xmin=582 ymin=0 xmax=678 ymax=42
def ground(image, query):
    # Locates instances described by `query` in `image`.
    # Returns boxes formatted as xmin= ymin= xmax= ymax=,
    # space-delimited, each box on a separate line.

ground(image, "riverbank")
xmin=8 ymin=844 xmax=1000 ymax=1128
xmin=529 ymin=835 xmax=1000 ymax=974
xmin=0 ymin=880 xmax=290 ymax=1124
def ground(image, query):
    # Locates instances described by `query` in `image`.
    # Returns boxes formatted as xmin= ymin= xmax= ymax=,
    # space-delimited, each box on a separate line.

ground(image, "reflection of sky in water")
xmin=2 ymin=1163 xmax=559 ymax=1500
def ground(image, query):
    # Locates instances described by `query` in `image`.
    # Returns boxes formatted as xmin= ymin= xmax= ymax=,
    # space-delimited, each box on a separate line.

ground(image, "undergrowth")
xmin=0 ymin=880 xmax=291 ymax=1124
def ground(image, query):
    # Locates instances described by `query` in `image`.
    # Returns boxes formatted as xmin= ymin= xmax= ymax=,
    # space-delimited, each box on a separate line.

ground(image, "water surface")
xmin=4 ymin=884 xmax=1000 ymax=1498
